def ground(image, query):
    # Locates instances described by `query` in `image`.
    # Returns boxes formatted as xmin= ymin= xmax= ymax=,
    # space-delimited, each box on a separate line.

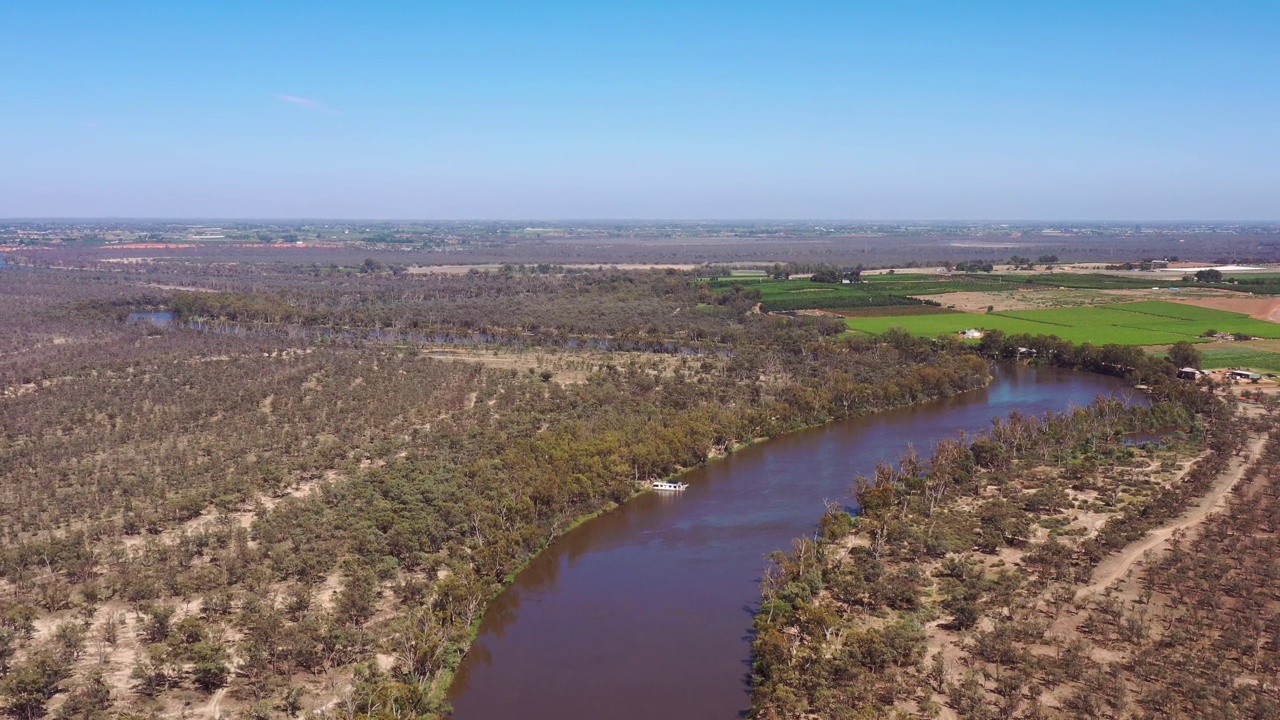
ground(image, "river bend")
xmin=448 ymin=366 xmax=1135 ymax=719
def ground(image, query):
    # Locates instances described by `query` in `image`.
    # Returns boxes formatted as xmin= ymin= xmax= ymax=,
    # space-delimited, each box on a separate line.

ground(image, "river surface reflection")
xmin=448 ymin=366 xmax=1137 ymax=719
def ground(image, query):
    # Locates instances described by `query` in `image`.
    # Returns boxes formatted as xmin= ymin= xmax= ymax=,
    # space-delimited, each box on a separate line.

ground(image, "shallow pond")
xmin=127 ymin=311 xmax=177 ymax=325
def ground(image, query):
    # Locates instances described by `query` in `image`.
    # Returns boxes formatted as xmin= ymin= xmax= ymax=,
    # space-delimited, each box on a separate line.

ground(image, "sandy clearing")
xmin=315 ymin=570 xmax=345 ymax=610
xmin=119 ymin=472 xmax=331 ymax=549
xmin=929 ymin=289 xmax=1126 ymax=313
xmin=1078 ymin=432 xmax=1268 ymax=598
xmin=141 ymin=283 xmax=218 ymax=293
xmin=420 ymin=348 xmax=595 ymax=384
xmin=420 ymin=346 xmax=688 ymax=384
xmin=924 ymin=290 xmax=1034 ymax=313
xmin=922 ymin=619 xmax=962 ymax=720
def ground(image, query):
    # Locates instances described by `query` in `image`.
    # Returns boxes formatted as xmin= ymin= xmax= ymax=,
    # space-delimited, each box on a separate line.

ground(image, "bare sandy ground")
xmin=1079 ymin=432 xmax=1268 ymax=598
xmin=918 ymin=429 xmax=1262 ymax=718
xmin=420 ymin=346 xmax=687 ymax=384
xmin=927 ymin=289 xmax=1093 ymax=312
xmin=421 ymin=347 xmax=592 ymax=383
xmin=927 ymin=288 xmax=1194 ymax=313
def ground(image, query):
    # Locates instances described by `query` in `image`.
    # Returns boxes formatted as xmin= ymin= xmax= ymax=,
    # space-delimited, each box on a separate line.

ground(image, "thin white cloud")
xmin=276 ymin=94 xmax=340 ymax=114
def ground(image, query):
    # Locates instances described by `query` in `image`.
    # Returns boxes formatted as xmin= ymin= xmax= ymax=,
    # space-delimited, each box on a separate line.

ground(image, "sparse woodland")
xmin=1 ymin=264 xmax=998 ymax=718
xmin=750 ymin=366 xmax=1280 ymax=718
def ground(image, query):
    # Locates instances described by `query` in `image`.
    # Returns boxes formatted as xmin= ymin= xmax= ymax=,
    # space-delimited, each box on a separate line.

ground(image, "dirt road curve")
xmin=204 ymin=687 xmax=227 ymax=718
xmin=1079 ymin=432 xmax=1269 ymax=598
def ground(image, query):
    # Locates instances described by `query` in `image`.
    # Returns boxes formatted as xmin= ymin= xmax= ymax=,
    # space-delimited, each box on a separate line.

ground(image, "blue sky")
xmin=2 ymin=1 xmax=1277 ymax=219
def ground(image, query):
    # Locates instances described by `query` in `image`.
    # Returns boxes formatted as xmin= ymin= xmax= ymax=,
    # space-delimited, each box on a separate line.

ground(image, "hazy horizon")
xmin=3 ymin=218 xmax=1278 ymax=225
xmin=4 ymin=2 xmax=1278 ymax=220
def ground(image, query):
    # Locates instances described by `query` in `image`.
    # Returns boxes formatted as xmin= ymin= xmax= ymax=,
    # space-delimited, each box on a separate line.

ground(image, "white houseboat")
xmin=651 ymin=480 xmax=689 ymax=491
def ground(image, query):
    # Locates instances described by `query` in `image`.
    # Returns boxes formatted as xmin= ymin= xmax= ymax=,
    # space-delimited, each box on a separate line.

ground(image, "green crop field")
xmin=1098 ymin=301 xmax=1280 ymax=339
xmin=705 ymin=278 xmax=926 ymax=311
xmin=1225 ymin=284 xmax=1280 ymax=295
xmin=1041 ymin=326 xmax=1193 ymax=345
xmin=843 ymin=313 xmax=1191 ymax=345
xmin=845 ymin=300 xmax=1280 ymax=346
xmin=1127 ymin=318 xmax=1280 ymax=339
xmin=995 ymin=307 xmax=1167 ymax=328
xmin=834 ymin=306 xmax=957 ymax=318
xmin=704 ymin=275 xmax=1015 ymax=311
xmin=1223 ymin=272 xmax=1280 ymax=280
xmin=1099 ymin=301 xmax=1232 ymax=321
xmin=1197 ymin=349 xmax=1280 ymax=372
xmin=863 ymin=273 xmax=937 ymax=282
xmin=1000 ymin=273 xmax=1193 ymax=291
xmin=860 ymin=274 xmax=1011 ymax=294
xmin=1220 ymin=273 xmax=1280 ymax=295
xmin=709 ymin=280 xmax=928 ymax=311
xmin=844 ymin=313 xmax=1084 ymax=339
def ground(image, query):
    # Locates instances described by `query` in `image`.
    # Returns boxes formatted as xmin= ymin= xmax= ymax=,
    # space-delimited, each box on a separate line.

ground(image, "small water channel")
xmin=446 ymin=366 xmax=1138 ymax=719
xmin=127 ymin=311 xmax=177 ymax=326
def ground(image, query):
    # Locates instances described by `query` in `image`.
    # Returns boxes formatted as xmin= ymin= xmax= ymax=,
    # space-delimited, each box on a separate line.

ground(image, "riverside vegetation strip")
xmin=0 ymin=265 xmax=990 ymax=719
xmin=749 ymin=360 xmax=1280 ymax=719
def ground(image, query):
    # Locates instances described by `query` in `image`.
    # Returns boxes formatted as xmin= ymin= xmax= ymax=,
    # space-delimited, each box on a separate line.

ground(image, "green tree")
xmin=189 ymin=641 xmax=231 ymax=692
xmin=138 ymin=603 xmax=176 ymax=644
xmin=1168 ymin=341 xmax=1202 ymax=369
xmin=55 ymin=670 xmax=111 ymax=720
xmin=2 ymin=652 xmax=68 ymax=719
xmin=334 ymin=566 xmax=380 ymax=627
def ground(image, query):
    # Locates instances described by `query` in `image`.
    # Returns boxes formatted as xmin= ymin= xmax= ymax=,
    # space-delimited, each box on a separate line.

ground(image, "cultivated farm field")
xmin=845 ymin=300 xmax=1280 ymax=346
xmin=1198 ymin=348 xmax=1280 ymax=372
xmin=706 ymin=274 xmax=1012 ymax=312
xmin=1001 ymin=272 xmax=1194 ymax=290
xmin=1105 ymin=300 xmax=1266 ymax=321
xmin=828 ymin=305 xmax=958 ymax=318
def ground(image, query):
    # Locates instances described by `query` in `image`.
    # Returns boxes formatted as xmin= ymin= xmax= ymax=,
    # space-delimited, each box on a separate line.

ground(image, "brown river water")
xmin=447 ymin=366 xmax=1136 ymax=719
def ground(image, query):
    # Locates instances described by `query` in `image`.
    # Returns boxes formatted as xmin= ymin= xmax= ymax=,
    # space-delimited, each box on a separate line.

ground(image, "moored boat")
xmin=651 ymin=480 xmax=689 ymax=491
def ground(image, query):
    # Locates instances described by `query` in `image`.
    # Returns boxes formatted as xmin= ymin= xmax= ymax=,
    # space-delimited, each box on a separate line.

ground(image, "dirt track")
xmin=1079 ymin=432 xmax=1269 ymax=598
xmin=204 ymin=688 xmax=227 ymax=717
